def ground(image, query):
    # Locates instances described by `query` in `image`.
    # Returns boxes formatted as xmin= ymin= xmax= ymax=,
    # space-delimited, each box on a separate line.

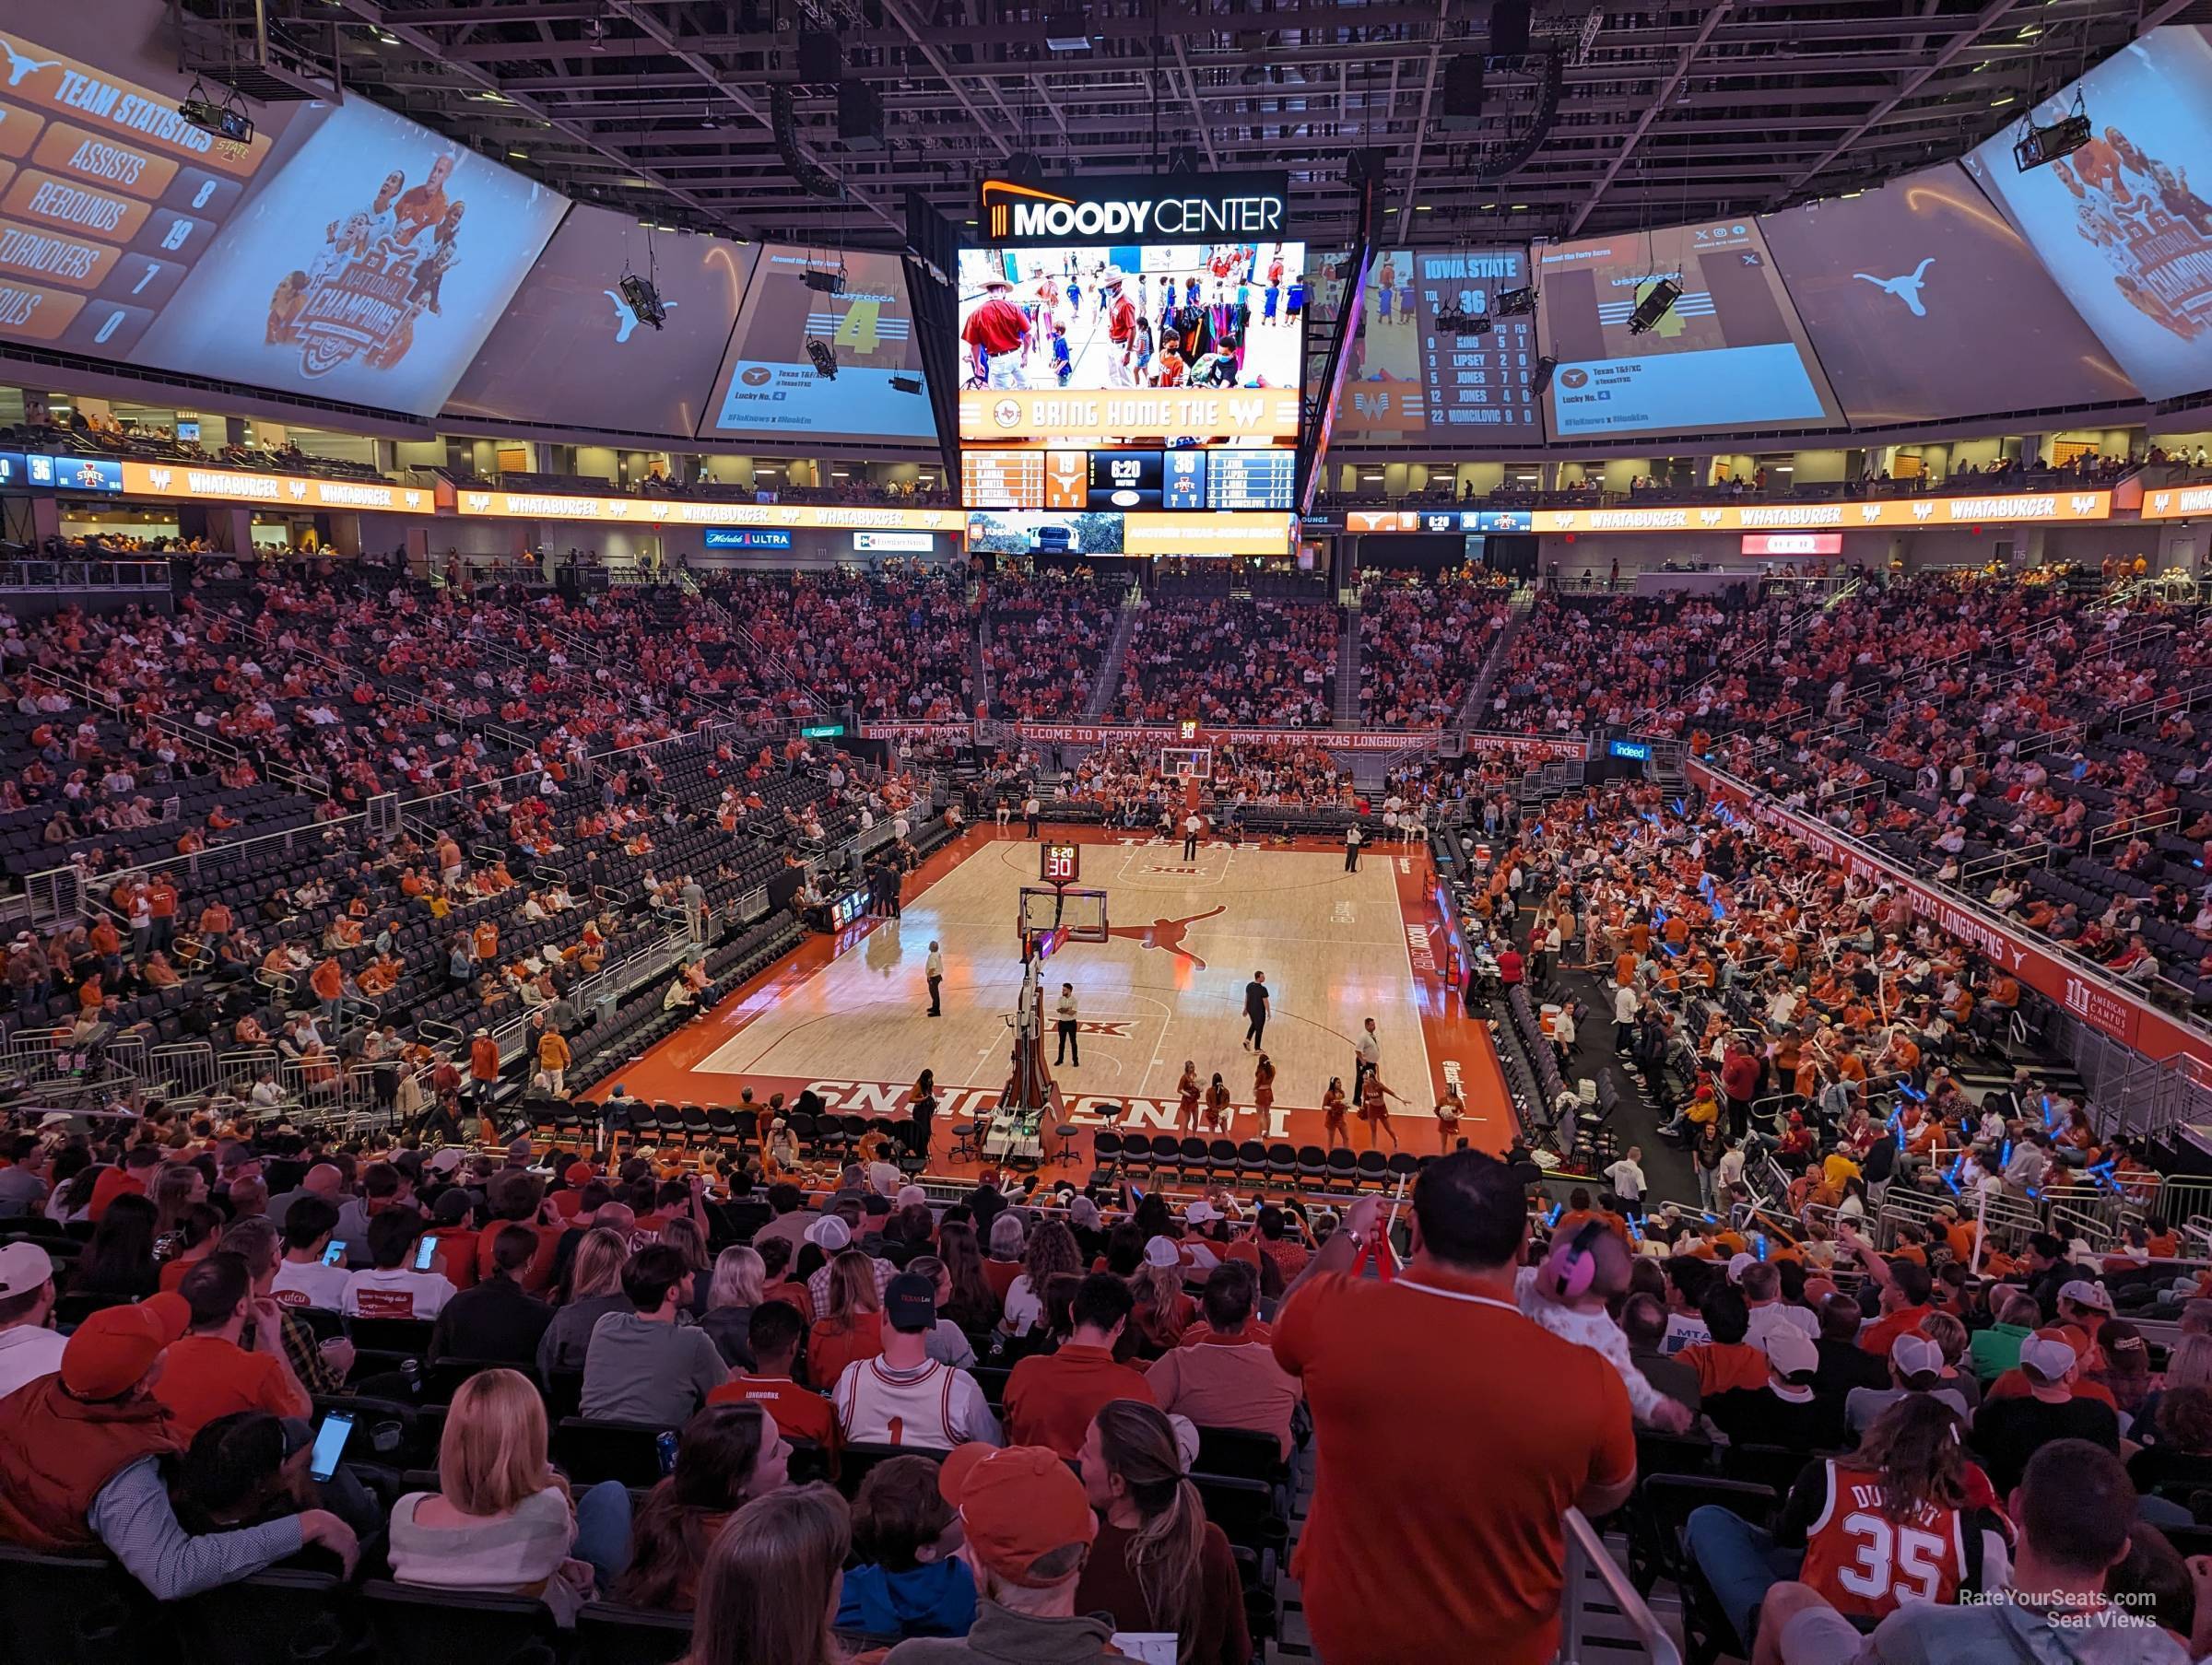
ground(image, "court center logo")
xmin=1108 ymin=905 xmax=1226 ymax=970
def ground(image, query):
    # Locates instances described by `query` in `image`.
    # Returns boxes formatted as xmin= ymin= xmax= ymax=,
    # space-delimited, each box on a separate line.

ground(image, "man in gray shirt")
xmin=580 ymin=1243 xmax=727 ymax=1425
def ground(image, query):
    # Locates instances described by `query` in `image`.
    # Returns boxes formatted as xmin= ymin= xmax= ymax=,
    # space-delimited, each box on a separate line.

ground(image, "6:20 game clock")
xmin=1041 ymin=842 xmax=1081 ymax=885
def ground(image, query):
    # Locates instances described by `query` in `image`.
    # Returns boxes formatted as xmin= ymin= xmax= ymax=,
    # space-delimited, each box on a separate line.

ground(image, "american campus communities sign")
xmin=977 ymin=170 xmax=1289 ymax=245
xmin=1689 ymin=759 xmax=2212 ymax=1074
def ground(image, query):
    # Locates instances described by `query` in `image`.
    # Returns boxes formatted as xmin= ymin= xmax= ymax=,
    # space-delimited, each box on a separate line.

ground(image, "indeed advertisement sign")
xmin=979 ymin=170 xmax=1289 ymax=245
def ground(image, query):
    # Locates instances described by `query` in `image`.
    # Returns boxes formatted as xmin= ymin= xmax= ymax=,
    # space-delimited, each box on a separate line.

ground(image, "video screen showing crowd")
xmin=957 ymin=242 xmax=1306 ymax=393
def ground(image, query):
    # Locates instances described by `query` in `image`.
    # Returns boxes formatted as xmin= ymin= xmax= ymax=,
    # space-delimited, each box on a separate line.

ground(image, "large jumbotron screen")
xmin=1961 ymin=27 xmax=2212 ymax=405
xmin=955 ymin=235 xmax=1305 ymax=513
xmin=1534 ymin=220 xmax=1842 ymax=440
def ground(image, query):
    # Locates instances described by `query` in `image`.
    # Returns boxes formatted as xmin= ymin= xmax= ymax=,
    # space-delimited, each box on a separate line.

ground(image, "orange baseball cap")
xmin=564 ymin=1161 xmax=596 ymax=1186
xmin=62 ymin=1291 xmax=189 ymax=1400
xmin=937 ymin=1443 xmax=1097 ymax=1587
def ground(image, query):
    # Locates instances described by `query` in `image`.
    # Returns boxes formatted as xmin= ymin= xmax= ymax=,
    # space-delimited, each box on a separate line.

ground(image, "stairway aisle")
xmin=1333 ymin=602 xmax=1362 ymax=726
xmin=1082 ymin=592 xmax=1144 ymax=720
xmin=1457 ymin=588 xmax=1535 ymax=729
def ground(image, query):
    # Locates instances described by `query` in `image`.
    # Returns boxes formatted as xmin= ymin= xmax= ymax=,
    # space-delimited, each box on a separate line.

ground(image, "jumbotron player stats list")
xmin=1412 ymin=250 xmax=1540 ymax=431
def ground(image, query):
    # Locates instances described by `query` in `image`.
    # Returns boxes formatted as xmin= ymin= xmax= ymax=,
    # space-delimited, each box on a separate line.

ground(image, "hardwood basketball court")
xmin=585 ymin=824 xmax=1511 ymax=1165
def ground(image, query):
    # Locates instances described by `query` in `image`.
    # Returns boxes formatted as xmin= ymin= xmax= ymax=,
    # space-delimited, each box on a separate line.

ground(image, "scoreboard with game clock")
xmin=1041 ymin=841 xmax=1082 ymax=885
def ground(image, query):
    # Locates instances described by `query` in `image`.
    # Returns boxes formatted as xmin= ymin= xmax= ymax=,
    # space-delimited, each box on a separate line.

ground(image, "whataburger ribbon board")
xmin=858 ymin=721 xmax=1591 ymax=759
xmin=1690 ymin=759 xmax=2212 ymax=1076
xmin=101 ymin=463 xmax=964 ymax=529
xmin=120 ymin=461 xmax=435 ymax=512
xmin=449 ymin=492 xmax=968 ymax=532
xmin=1340 ymin=491 xmax=2116 ymax=534
xmin=2141 ymin=485 xmax=2212 ymax=521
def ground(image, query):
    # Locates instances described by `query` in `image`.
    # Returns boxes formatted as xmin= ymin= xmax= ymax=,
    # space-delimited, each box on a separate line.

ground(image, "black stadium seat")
xmin=362 ymin=1581 xmax=558 ymax=1665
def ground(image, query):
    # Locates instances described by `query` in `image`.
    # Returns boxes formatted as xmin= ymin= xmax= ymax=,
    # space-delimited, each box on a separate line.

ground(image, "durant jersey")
xmin=1798 ymin=1460 xmax=1971 ymax=1621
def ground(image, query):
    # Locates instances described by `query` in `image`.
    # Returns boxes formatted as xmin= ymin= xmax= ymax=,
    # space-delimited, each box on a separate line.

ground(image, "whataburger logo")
xmin=981 ymin=176 xmax=1287 ymax=242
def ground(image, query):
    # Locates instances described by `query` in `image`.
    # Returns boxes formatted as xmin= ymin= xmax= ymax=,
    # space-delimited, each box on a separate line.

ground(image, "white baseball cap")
xmin=805 ymin=1215 xmax=853 ymax=1252
xmin=0 ymin=1241 xmax=53 ymax=1300
xmin=1890 ymin=1332 xmax=1945 ymax=1378
xmin=1143 ymin=1237 xmax=1183 ymax=1269
xmin=2018 ymin=1329 xmax=2080 ymax=1383
xmin=1185 ymin=1201 xmax=1220 ymax=1225
xmin=1764 ymin=1326 xmax=1819 ymax=1379
xmin=2057 ymin=1279 xmax=2114 ymax=1315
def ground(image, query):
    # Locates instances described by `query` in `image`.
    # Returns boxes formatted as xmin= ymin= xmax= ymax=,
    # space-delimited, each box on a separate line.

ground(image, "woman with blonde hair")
xmin=537 ymin=1227 xmax=632 ymax=1375
xmin=701 ymin=1245 xmax=765 ymax=1368
xmin=685 ymin=1484 xmax=851 ymax=1665
xmin=1129 ymin=1260 xmax=1196 ymax=1356
xmin=1077 ymin=1400 xmax=1248 ymax=1664
xmin=806 ymin=1249 xmax=885 ymax=1388
xmin=1003 ymin=1218 xmax=1082 ymax=1337
xmin=388 ymin=1367 xmax=632 ymax=1624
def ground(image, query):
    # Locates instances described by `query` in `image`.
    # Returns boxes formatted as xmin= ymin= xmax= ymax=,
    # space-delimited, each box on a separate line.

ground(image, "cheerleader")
xmin=1177 ymin=1061 xmax=1202 ymax=1131
xmin=1253 ymin=1053 xmax=1276 ymax=1120
xmin=1322 ymin=1076 xmax=1349 ymax=1151
xmin=1204 ymin=1072 xmax=1231 ymax=1133
xmin=1360 ymin=1067 xmax=1405 ymax=1150
xmin=1434 ymin=1084 xmax=1465 ymax=1154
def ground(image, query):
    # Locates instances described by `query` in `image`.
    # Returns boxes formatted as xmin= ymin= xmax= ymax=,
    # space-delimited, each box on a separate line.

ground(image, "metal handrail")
xmin=1559 ymin=1507 xmax=1680 ymax=1665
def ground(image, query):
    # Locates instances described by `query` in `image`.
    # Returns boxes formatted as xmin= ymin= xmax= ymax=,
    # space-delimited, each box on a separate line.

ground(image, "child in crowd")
xmin=834 ymin=1453 xmax=977 ymax=1640
xmin=1517 ymin=1218 xmax=1693 ymax=1432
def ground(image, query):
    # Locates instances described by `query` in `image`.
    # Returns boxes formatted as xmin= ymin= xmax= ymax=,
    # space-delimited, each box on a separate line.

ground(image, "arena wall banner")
xmin=448 ymin=491 xmax=965 ymax=532
xmin=857 ymin=721 xmax=1584 ymax=758
xmin=117 ymin=460 xmax=432 ymax=511
xmin=1340 ymin=492 xmax=2114 ymax=535
xmin=1689 ymin=759 xmax=2212 ymax=1074
xmin=2140 ymin=485 xmax=2212 ymax=521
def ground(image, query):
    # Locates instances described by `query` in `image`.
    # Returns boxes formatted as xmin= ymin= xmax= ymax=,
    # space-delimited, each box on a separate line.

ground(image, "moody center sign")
xmin=979 ymin=170 xmax=1291 ymax=244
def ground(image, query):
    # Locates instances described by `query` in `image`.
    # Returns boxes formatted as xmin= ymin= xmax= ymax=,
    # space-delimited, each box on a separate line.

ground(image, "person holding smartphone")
xmin=340 ymin=1211 xmax=456 ymax=1321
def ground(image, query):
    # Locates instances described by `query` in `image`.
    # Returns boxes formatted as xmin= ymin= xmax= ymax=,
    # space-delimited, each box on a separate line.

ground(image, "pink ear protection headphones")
xmin=1541 ymin=1218 xmax=1608 ymax=1301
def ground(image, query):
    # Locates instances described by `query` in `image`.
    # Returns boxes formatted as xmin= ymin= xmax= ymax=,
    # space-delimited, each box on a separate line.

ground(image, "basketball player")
xmin=1101 ymin=267 xmax=1139 ymax=388
xmin=962 ymin=273 xmax=1031 ymax=390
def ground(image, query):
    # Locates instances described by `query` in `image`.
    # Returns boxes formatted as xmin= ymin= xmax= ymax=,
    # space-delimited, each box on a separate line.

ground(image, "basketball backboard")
xmin=1018 ymin=885 xmax=1109 ymax=948
xmin=1161 ymin=745 xmax=1213 ymax=781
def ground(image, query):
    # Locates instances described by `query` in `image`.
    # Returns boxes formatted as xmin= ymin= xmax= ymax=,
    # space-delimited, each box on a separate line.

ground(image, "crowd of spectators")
xmin=700 ymin=569 xmax=975 ymax=723
xmin=979 ymin=572 xmax=1125 ymax=721
xmin=1356 ymin=573 xmax=1512 ymax=727
xmin=1112 ymin=598 xmax=1337 ymax=728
